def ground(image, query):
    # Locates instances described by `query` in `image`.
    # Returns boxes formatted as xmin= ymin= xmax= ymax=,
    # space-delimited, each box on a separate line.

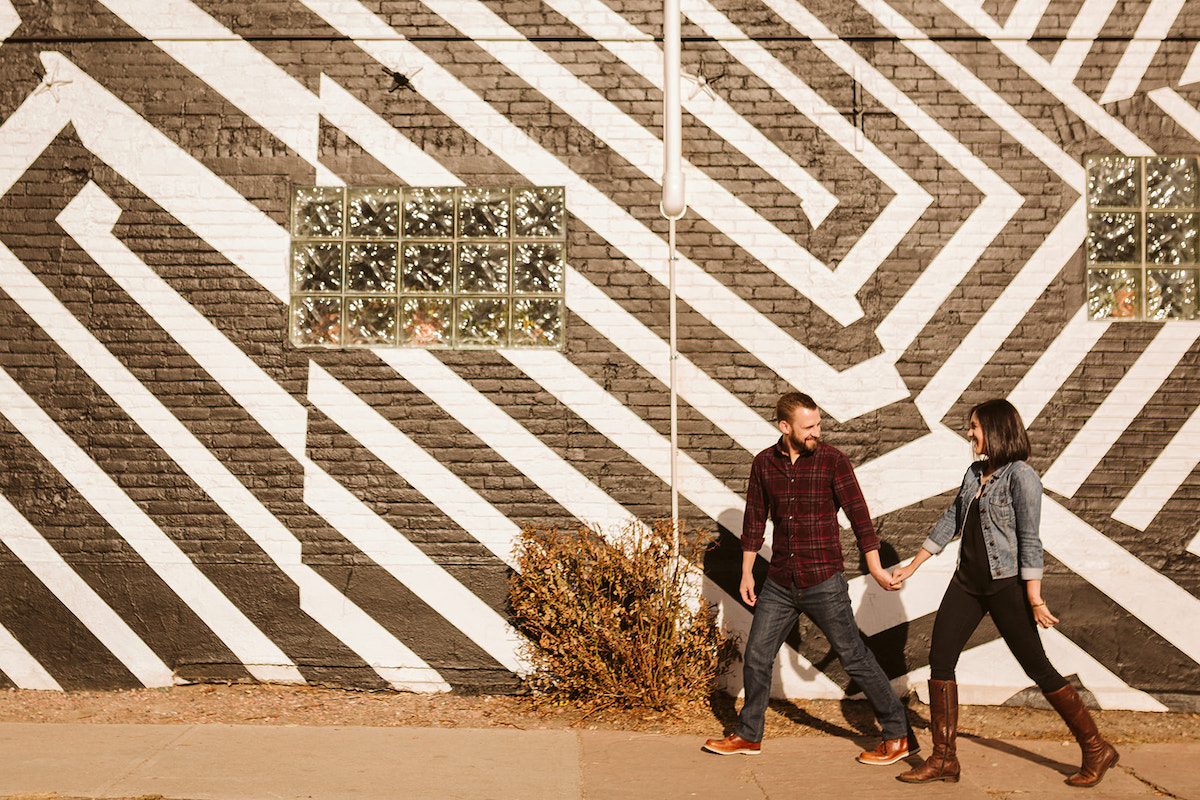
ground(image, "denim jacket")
xmin=922 ymin=460 xmax=1044 ymax=581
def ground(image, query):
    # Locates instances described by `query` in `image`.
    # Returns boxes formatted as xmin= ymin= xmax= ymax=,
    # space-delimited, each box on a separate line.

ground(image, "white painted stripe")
xmin=1098 ymin=0 xmax=1189 ymax=104
xmin=0 ymin=624 xmax=61 ymax=691
xmin=60 ymin=185 xmax=306 ymax=457
xmin=566 ymin=270 xmax=777 ymax=454
xmin=55 ymin=184 xmax=454 ymax=689
xmin=1050 ymin=0 xmax=1120 ymax=82
xmin=680 ymin=0 xmax=932 ymax=296
xmin=902 ymin=632 xmax=1168 ymax=710
xmin=305 ymin=362 xmax=522 ymax=569
xmin=319 ymin=76 xmax=461 ymax=187
xmin=98 ymin=0 xmax=322 ymax=165
xmin=1042 ymin=496 xmax=1200 ymax=668
xmin=1002 ymin=0 xmax=1053 ymax=39
xmin=30 ymin=52 xmax=289 ymax=299
xmin=1182 ymin=42 xmax=1200 ymax=86
xmin=0 ymin=493 xmax=176 ymax=688
xmin=852 ymin=428 xmax=970 ymax=518
xmin=500 ymin=348 xmax=748 ymax=533
xmin=1040 ymin=629 xmax=1169 ymax=711
xmin=374 ymin=349 xmax=640 ymax=534
xmin=1042 ymin=325 xmax=1200 ymax=497
xmin=1 ymin=0 xmax=18 ymax=41
xmin=736 ymin=0 xmax=1023 ymax=358
xmin=877 ymin=200 xmax=1019 ymax=358
xmin=1148 ymin=87 xmax=1200 ymax=143
xmin=0 ymin=362 xmax=302 ymax=683
xmin=535 ymin=0 xmax=837 ymax=226
xmin=419 ymin=0 xmax=863 ymax=326
xmin=300 ymin=464 xmax=528 ymax=674
xmin=937 ymin=0 xmax=1152 ymax=156
xmin=861 ymin=0 xmax=1083 ymax=184
xmin=1009 ymin=308 xmax=1110 ymax=427
xmin=916 ymin=199 xmax=1086 ymax=425
xmin=1112 ymin=402 xmax=1200 ymax=530
xmin=298 ymin=2 xmax=910 ymax=421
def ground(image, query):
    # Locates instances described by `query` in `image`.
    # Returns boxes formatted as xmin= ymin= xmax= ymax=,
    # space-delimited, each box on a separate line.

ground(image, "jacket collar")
xmin=970 ymin=459 xmax=1016 ymax=482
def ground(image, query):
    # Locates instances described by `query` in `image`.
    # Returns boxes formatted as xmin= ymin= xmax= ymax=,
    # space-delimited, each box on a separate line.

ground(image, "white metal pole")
xmin=662 ymin=0 xmax=685 ymax=548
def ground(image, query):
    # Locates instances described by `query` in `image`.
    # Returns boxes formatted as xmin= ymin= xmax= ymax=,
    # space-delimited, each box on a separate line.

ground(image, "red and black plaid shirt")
xmin=741 ymin=438 xmax=880 ymax=588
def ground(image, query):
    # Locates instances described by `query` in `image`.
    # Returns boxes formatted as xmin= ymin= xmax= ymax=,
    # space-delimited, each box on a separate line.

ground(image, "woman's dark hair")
xmin=970 ymin=398 xmax=1030 ymax=467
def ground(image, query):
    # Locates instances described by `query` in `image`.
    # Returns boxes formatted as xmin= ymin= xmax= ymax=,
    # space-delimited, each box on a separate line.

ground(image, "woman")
xmin=889 ymin=399 xmax=1118 ymax=787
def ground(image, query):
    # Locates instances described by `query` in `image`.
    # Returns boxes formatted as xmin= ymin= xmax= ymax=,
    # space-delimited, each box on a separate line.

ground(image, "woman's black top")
xmin=954 ymin=494 xmax=1019 ymax=595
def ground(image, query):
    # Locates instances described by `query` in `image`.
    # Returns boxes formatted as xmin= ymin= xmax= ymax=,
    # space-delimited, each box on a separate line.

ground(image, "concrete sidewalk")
xmin=0 ymin=722 xmax=1195 ymax=800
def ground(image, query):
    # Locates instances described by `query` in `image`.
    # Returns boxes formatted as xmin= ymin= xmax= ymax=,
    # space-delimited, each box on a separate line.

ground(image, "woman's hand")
xmin=887 ymin=549 xmax=934 ymax=590
xmin=888 ymin=564 xmax=915 ymax=589
xmin=1025 ymin=579 xmax=1057 ymax=627
xmin=1030 ymin=600 xmax=1059 ymax=628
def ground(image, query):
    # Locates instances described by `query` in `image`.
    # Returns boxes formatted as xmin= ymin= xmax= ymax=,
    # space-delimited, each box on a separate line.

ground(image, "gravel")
xmin=1 ymin=683 xmax=1197 ymax=743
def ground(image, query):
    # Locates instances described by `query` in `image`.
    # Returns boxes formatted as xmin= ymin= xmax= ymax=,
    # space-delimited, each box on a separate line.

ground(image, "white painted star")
xmin=681 ymin=70 xmax=718 ymax=101
xmin=32 ymin=63 xmax=72 ymax=102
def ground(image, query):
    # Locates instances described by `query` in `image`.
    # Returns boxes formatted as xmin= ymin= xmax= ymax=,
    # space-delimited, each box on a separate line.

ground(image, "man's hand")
xmin=870 ymin=567 xmax=900 ymax=592
xmin=864 ymin=548 xmax=902 ymax=592
xmin=740 ymin=572 xmax=757 ymax=606
xmin=740 ymin=550 xmax=758 ymax=606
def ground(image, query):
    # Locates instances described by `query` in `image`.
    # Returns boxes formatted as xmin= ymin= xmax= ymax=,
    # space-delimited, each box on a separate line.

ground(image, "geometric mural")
xmin=1 ymin=0 xmax=1198 ymax=710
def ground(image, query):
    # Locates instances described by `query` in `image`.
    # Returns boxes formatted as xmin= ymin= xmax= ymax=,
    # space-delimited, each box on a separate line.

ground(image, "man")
xmin=703 ymin=392 xmax=915 ymax=765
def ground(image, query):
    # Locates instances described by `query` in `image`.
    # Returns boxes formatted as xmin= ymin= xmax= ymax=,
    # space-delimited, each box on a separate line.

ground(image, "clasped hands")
xmin=871 ymin=564 xmax=914 ymax=592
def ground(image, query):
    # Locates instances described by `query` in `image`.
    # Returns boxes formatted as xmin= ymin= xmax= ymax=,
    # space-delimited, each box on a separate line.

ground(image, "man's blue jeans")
xmin=734 ymin=573 xmax=909 ymax=743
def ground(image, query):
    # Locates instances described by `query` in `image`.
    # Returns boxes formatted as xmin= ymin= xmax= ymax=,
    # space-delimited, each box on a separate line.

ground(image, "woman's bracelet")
xmin=1030 ymin=601 xmax=1046 ymax=607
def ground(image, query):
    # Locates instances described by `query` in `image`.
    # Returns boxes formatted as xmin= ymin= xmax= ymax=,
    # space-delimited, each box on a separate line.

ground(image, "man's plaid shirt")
xmin=740 ymin=438 xmax=880 ymax=588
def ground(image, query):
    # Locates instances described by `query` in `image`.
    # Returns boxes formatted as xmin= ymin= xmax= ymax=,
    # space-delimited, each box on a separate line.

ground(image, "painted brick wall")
xmin=0 ymin=0 xmax=1198 ymax=709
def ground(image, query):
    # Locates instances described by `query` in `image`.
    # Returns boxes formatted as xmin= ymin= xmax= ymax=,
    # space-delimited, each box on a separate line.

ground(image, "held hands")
xmin=884 ymin=563 xmax=916 ymax=591
xmin=871 ymin=567 xmax=902 ymax=592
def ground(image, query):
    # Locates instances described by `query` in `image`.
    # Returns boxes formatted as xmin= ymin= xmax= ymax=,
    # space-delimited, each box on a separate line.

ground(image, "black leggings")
xmin=928 ymin=578 xmax=1068 ymax=694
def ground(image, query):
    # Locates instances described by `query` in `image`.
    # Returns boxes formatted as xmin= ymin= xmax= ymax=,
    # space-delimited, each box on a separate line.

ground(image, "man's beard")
xmin=788 ymin=432 xmax=820 ymax=453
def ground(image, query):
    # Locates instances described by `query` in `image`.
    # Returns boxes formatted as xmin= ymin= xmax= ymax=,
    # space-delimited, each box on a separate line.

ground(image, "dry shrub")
xmin=509 ymin=519 xmax=736 ymax=710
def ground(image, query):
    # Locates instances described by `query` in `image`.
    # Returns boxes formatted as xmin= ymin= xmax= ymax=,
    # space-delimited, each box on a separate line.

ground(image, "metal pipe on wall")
xmin=661 ymin=0 xmax=686 ymax=538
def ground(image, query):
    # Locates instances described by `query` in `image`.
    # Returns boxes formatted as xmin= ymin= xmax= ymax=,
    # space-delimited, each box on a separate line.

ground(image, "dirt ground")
xmin=2 ymin=682 xmax=1198 ymax=744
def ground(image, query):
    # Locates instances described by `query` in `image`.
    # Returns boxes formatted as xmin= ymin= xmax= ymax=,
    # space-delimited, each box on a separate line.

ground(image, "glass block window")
xmin=1086 ymin=156 xmax=1199 ymax=321
xmin=289 ymin=186 xmax=566 ymax=348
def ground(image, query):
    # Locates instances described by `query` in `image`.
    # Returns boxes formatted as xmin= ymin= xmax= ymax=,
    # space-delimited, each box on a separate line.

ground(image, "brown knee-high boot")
xmin=898 ymin=680 xmax=960 ymax=783
xmin=1044 ymin=684 xmax=1119 ymax=787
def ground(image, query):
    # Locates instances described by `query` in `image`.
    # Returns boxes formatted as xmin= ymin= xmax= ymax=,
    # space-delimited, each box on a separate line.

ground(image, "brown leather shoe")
xmin=857 ymin=737 xmax=911 ymax=765
xmin=702 ymin=733 xmax=761 ymax=755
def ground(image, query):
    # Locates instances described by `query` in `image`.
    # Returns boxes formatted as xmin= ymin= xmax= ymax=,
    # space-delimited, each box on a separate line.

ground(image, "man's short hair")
xmin=776 ymin=392 xmax=818 ymax=423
